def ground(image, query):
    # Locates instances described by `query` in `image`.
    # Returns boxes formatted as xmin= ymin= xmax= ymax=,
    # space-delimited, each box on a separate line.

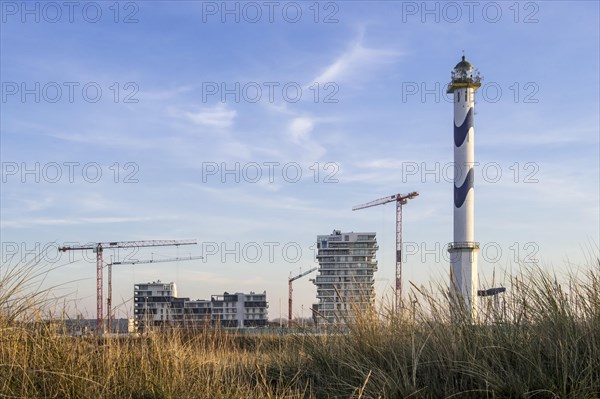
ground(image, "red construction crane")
xmin=58 ymin=239 xmax=197 ymax=332
xmin=353 ymin=192 xmax=419 ymax=307
xmin=106 ymin=254 xmax=204 ymax=332
xmin=288 ymin=266 xmax=317 ymax=327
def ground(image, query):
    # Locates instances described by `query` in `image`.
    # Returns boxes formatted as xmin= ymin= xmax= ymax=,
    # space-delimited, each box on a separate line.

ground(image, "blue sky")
xmin=1 ymin=1 xmax=599 ymax=320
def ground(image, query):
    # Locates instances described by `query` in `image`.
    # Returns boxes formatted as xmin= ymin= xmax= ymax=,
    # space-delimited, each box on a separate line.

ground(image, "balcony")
xmin=447 ymin=241 xmax=480 ymax=251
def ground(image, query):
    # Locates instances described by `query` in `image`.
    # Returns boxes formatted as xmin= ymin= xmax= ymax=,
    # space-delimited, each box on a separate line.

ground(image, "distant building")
xmin=133 ymin=281 xmax=268 ymax=331
xmin=313 ymin=230 xmax=378 ymax=324
xmin=210 ymin=292 xmax=268 ymax=328
xmin=133 ymin=281 xmax=178 ymax=330
xmin=63 ymin=318 xmax=131 ymax=335
xmin=182 ymin=298 xmax=212 ymax=325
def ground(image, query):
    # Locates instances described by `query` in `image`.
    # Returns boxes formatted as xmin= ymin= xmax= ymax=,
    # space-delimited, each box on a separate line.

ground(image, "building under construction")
xmin=313 ymin=230 xmax=378 ymax=324
xmin=133 ymin=281 xmax=268 ymax=331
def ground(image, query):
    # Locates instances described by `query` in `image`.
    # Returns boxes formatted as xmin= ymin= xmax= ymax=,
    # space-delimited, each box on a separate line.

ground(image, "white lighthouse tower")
xmin=447 ymin=56 xmax=481 ymax=322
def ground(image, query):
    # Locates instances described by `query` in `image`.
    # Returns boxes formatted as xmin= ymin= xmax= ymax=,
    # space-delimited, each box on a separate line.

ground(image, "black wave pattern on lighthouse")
xmin=454 ymin=107 xmax=474 ymax=209
xmin=454 ymin=107 xmax=473 ymax=147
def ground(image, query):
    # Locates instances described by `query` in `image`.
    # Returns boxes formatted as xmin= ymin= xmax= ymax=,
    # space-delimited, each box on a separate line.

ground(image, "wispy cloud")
xmin=289 ymin=117 xmax=315 ymax=143
xmin=178 ymin=271 xmax=232 ymax=285
xmin=169 ymin=103 xmax=237 ymax=129
xmin=481 ymin=126 xmax=599 ymax=148
xmin=1 ymin=216 xmax=172 ymax=229
xmin=140 ymin=86 xmax=194 ymax=101
xmin=183 ymin=272 xmax=266 ymax=287
xmin=48 ymin=130 xmax=164 ymax=149
xmin=186 ymin=105 xmax=236 ymax=128
xmin=287 ymin=116 xmax=326 ymax=159
xmin=312 ymin=32 xmax=401 ymax=83
xmin=185 ymin=184 xmax=317 ymax=213
xmin=355 ymin=158 xmax=405 ymax=169
xmin=22 ymin=197 xmax=54 ymax=212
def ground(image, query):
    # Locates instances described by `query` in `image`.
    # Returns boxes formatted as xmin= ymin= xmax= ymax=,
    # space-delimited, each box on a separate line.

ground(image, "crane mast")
xmin=353 ymin=192 xmax=418 ymax=308
xmin=288 ymin=267 xmax=317 ymax=327
xmin=58 ymin=239 xmax=197 ymax=332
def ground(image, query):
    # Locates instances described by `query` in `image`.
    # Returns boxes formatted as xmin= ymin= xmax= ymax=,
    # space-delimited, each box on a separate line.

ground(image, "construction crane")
xmin=288 ymin=266 xmax=317 ymax=327
xmin=58 ymin=239 xmax=197 ymax=331
xmin=106 ymin=255 xmax=204 ymax=332
xmin=353 ymin=192 xmax=419 ymax=307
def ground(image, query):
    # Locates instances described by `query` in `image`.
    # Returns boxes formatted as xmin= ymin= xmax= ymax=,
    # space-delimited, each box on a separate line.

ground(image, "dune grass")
xmin=1 ymin=259 xmax=599 ymax=398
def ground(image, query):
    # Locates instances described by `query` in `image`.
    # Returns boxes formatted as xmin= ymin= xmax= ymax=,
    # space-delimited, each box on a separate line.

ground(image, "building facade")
xmin=133 ymin=281 xmax=178 ymax=330
xmin=210 ymin=292 xmax=268 ymax=328
xmin=313 ymin=230 xmax=378 ymax=324
xmin=133 ymin=281 xmax=268 ymax=331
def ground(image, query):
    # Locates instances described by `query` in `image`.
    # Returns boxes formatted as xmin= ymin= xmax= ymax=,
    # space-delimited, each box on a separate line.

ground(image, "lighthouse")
xmin=447 ymin=55 xmax=481 ymax=322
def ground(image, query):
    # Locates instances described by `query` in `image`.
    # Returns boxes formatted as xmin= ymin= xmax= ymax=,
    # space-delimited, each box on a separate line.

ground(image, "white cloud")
xmin=480 ymin=126 xmax=598 ymax=147
xmin=355 ymin=158 xmax=405 ymax=169
xmin=313 ymin=34 xmax=401 ymax=84
xmin=49 ymin=130 xmax=162 ymax=149
xmin=172 ymin=104 xmax=237 ymax=129
xmin=177 ymin=271 xmax=232 ymax=285
xmin=23 ymin=197 xmax=54 ymax=212
xmin=288 ymin=117 xmax=315 ymax=143
xmin=187 ymin=184 xmax=317 ymax=213
xmin=286 ymin=117 xmax=326 ymax=158
xmin=1 ymin=216 xmax=170 ymax=229
xmin=140 ymin=86 xmax=194 ymax=101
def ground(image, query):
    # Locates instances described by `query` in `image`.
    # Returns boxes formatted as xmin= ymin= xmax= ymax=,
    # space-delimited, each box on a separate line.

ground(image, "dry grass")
xmin=1 ymin=259 xmax=599 ymax=398
xmin=298 ymin=262 xmax=600 ymax=398
xmin=0 ymin=325 xmax=310 ymax=398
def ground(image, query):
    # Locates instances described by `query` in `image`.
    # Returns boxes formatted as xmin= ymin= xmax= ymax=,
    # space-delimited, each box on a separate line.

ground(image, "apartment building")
xmin=133 ymin=281 xmax=268 ymax=331
xmin=133 ymin=281 xmax=178 ymax=331
xmin=210 ymin=292 xmax=268 ymax=328
xmin=314 ymin=230 xmax=378 ymax=324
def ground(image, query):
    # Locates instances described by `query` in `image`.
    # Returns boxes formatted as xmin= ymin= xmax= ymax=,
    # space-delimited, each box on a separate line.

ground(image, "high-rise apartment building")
xmin=314 ymin=230 xmax=378 ymax=324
